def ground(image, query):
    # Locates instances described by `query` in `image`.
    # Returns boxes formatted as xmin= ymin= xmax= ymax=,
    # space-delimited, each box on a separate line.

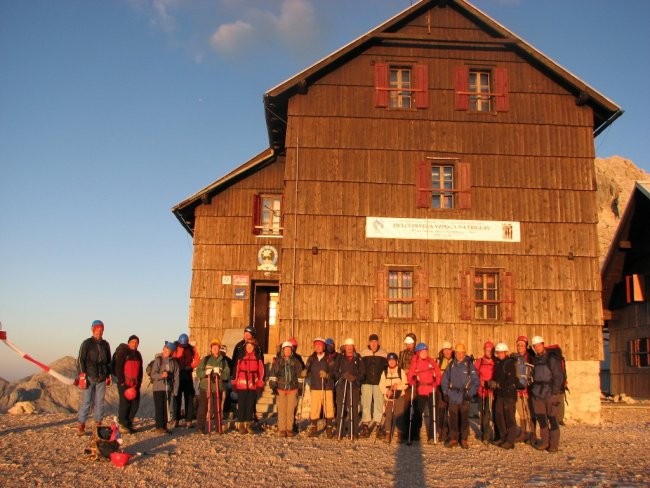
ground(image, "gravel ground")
xmin=0 ymin=404 xmax=648 ymax=487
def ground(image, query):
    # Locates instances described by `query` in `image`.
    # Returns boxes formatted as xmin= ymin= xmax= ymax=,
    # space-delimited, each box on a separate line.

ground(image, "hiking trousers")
xmin=448 ymin=401 xmax=470 ymax=441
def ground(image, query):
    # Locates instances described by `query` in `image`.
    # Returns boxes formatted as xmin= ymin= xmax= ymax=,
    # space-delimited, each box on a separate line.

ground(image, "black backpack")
xmin=145 ymin=355 xmax=162 ymax=383
xmin=545 ymin=344 xmax=568 ymax=392
xmin=109 ymin=343 xmax=129 ymax=377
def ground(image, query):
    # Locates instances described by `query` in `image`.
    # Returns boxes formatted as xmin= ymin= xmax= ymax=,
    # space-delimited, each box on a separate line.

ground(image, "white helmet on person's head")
xmin=495 ymin=342 xmax=509 ymax=353
xmin=531 ymin=336 xmax=545 ymax=346
xmin=343 ymin=338 xmax=355 ymax=346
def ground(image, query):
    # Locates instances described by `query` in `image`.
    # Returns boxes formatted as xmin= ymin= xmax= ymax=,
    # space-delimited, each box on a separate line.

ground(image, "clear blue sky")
xmin=1 ymin=0 xmax=648 ymax=381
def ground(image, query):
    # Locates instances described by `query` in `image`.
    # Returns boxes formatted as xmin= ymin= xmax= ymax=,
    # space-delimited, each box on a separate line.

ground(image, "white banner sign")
xmin=365 ymin=216 xmax=520 ymax=242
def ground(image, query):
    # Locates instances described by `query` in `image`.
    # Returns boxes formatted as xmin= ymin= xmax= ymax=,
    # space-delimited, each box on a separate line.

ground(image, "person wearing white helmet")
xmin=398 ymin=333 xmax=417 ymax=371
xmin=529 ymin=336 xmax=564 ymax=452
xmin=490 ymin=343 xmax=518 ymax=449
xmin=269 ymin=341 xmax=303 ymax=437
xmin=332 ymin=338 xmax=365 ymax=439
xmin=304 ymin=338 xmax=336 ymax=438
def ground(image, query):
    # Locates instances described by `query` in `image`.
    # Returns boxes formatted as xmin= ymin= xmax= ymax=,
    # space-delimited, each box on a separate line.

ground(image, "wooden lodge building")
xmin=172 ymin=0 xmax=622 ymax=421
xmin=601 ymin=182 xmax=650 ymax=398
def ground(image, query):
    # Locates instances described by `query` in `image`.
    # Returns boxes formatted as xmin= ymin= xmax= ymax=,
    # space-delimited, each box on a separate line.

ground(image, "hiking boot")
xmin=359 ymin=424 xmax=370 ymax=438
xmin=286 ymin=430 xmax=296 ymax=438
xmin=185 ymin=421 xmax=192 ymax=429
xmin=533 ymin=441 xmax=549 ymax=451
xmin=277 ymin=430 xmax=287 ymax=438
xmin=444 ymin=439 xmax=458 ymax=448
xmin=500 ymin=441 xmax=514 ymax=450
xmin=547 ymin=446 xmax=559 ymax=453
xmin=325 ymin=426 xmax=335 ymax=439
xmin=376 ymin=428 xmax=386 ymax=440
xmin=515 ymin=430 xmax=528 ymax=443
xmin=307 ymin=424 xmax=318 ymax=438
xmin=460 ymin=440 xmax=469 ymax=449
xmin=492 ymin=439 xmax=504 ymax=447
xmin=427 ymin=437 xmax=436 ymax=445
xmin=246 ymin=422 xmax=255 ymax=435
xmin=238 ymin=422 xmax=247 ymax=435
xmin=77 ymin=422 xmax=86 ymax=436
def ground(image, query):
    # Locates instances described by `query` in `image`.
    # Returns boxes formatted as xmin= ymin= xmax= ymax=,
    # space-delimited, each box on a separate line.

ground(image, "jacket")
xmin=511 ymin=351 xmax=533 ymax=395
xmin=196 ymin=354 xmax=230 ymax=391
xmin=174 ymin=343 xmax=200 ymax=371
xmin=379 ymin=365 xmax=408 ymax=399
xmin=398 ymin=348 xmax=416 ymax=372
xmin=270 ymin=354 xmax=303 ymax=392
xmin=441 ymin=357 xmax=479 ymax=405
xmin=331 ymin=352 xmax=365 ymax=388
xmin=113 ymin=343 xmax=143 ymax=389
xmin=407 ymin=356 xmax=442 ymax=396
xmin=231 ymin=340 xmax=264 ymax=378
xmin=150 ymin=355 xmax=180 ymax=396
xmin=305 ymin=352 xmax=335 ymax=390
xmin=492 ymin=356 xmax=518 ymax=400
xmin=233 ymin=353 xmax=265 ymax=391
xmin=530 ymin=350 xmax=564 ymax=400
xmin=474 ymin=356 xmax=495 ymax=398
xmin=360 ymin=346 xmax=388 ymax=385
xmin=78 ymin=337 xmax=111 ymax=382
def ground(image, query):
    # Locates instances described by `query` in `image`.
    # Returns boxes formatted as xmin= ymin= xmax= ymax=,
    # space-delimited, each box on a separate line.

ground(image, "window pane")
xmin=387 ymin=270 xmax=414 ymax=318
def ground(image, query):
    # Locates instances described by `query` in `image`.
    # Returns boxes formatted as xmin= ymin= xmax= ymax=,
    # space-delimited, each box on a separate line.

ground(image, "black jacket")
xmin=305 ymin=352 xmax=335 ymax=390
xmin=78 ymin=337 xmax=111 ymax=381
xmin=331 ymin=352 xmax=366 ymax=388
xmin=530 ymin=351 xmax=564 ymax=399
xmin=492 ymin=356 xmax=518 ymax=399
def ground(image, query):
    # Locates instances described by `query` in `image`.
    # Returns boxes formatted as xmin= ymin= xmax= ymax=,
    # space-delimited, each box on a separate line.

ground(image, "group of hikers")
xmin=76 ymin=320 xmax=566 ymax=452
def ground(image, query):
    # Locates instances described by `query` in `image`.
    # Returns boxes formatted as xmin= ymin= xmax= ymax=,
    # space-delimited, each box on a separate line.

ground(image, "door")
xmin=252 ymin=283 xmax=279 ymax=354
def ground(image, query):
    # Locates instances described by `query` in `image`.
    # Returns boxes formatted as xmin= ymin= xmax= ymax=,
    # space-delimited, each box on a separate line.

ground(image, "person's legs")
xmin=92 ymin=379 xmax=106 ymax=423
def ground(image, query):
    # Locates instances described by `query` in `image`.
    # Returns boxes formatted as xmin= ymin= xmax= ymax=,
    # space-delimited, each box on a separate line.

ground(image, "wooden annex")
xmin=172 ymin=0 xmax=621 ymax=419
xmin=601 ymin=182 xmax=650 ymax=398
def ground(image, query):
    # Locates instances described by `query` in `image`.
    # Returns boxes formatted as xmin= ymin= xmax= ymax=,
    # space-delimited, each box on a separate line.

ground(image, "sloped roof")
xmin=173 ymin=0 xmax=623 ymax=235
xmin=601 ymin=181 xmax=650 ymax=309
xmin=264 ymin=0 xmax=622 ymax=151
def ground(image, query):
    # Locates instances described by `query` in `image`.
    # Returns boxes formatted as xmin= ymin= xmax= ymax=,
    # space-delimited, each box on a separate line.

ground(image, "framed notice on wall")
xmin=232 ymin=275 xmax=249 ymax=286
xmin=231 ymin=300 xmax=244 ymax=318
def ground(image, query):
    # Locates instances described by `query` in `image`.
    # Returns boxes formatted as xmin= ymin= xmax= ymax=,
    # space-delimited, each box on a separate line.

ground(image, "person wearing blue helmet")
xmin=150 ymin=341 xmax=180 ymax=434
xmin=173 ymin=333 xmax=199 ymax=428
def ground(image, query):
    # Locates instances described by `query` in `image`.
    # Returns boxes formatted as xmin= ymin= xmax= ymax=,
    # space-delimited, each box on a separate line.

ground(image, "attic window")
xmin=375 ymin=62 xmax=428 ymax=109
xmin=455 ymin=66 xmax=509 ymax=112
xmin=252 ymin=194 xmax=283 ymax=236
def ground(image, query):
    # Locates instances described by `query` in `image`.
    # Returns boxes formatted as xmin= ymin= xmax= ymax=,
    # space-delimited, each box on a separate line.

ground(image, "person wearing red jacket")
xmin=474 ymin=341 xmax=495 ymax=443
xmin=233 ymin=339 xmax=265 ymax=434
xmin=407 ymin=343 xmax=442 ymax=444
xmin=173 ymin=333 xmax=200 ymax=428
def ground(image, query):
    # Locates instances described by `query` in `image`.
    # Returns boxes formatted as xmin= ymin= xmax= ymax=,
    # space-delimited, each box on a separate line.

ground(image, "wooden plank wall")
xmin=275 ymin=5 xmax=602 ymax=360
xmin=609 ymin=302 xmax=650 ymax=397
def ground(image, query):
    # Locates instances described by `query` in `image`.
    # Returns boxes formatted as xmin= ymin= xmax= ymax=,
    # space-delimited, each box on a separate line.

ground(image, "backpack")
xmin=545 ymin=344 xmax=568 ymax=392
xmin=145 ymin=355 xmax=162 ymax=383
xmin=110 ymin=343 xmax=129 ymax=378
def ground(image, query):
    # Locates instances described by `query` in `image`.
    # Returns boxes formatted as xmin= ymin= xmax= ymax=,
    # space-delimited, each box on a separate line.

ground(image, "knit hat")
xmin=516 ymin=335 xmax=529 ymax=344
xmin=91 ymin=320 xmax=104 ymax=331
xmin=128 ymin=335 xmax=139 ymax=343
xmin=368 ymin=334 xmax=379 ymax=342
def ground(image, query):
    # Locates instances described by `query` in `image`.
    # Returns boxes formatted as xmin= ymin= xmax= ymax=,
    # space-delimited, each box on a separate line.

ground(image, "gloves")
xmin=442 ymin=393 xmax=449 ymax=403
xmin=298 ymin=377 xmax=305 ymax=384
xmin=213 ymin=367 xmax=222 ymax=377
xmin=299 ymin=370 xmax=307 ymax=378
xmin=488 ymin=380 xmax=498 ymax=390
xmin=271 ymin=387 xmax=279 ymax=395
xmin=268 ymin=376 xmax=278 ymax=389
xmin=205 ymin=367 xmax=213 ymax=377
xmin=77 ymin=373 xmax=88 ymax=390
xmin=318 ymin=370 xmax=329 ymax=380
xmin=343 ymin=372 xmax=356 ymax=382
xmin=105 ymin=376 xmax=112 ymax=387
xmin=463 ymin=393 xmax=472 ymax=402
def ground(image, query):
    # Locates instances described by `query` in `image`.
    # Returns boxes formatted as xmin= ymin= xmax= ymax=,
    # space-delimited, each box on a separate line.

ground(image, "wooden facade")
xmin=602 ymin=182 xmax=650 ymax=398
xmin=173 ymin=0 xmax=621 ymax=367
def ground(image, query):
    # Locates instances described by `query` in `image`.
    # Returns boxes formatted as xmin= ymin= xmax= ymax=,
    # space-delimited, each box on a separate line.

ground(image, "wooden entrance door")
xmin=252 ymin=283 xmax=279 ymax=354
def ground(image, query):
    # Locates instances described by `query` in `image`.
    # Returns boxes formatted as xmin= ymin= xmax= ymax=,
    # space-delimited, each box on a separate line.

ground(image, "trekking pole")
xmin=487 ymin=389 xmax=494 ymax=442
xmin=215 ymin=373 xmax=223 ymax=434
xmin=374 ymin=394 xmax=388 ymax=444
xmin=338 ymin=379 xmax=348 ymax=441
xmin=297 ymin=382 xmax=304 ymax=434
xmin=432 ymin=388 xmax=437 ymax=445
xmin=407 ymin=382 xmax=415 ymax=446
xmin=349 ymin=380 xmax=354 ymax=441
xmin=388 ymin=397 xmax=396 ymax=444
xmin=206 ymin=372 xmax=212 ymax=434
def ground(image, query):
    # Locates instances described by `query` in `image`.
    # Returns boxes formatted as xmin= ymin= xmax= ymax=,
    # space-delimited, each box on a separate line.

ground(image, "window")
xmin=416 ymin=159 xmax=471 ymax=209
xmin=474 ymin=270 xmax=499 ymax=320
xmin=388 ymin=270 xmax=413 ymax=318
xmin=628 ymin=338 xmax=650 ymax=368
xmin=455 ymin=66 xmax=509 ymax=112
xmin=389 ymin=67 xmax=412 ymax=108
xmin=469 ymin=70 xmax=492 ymax=112
xmin=460 ymin=269 xmax=514 ymax=322
xmin=375 ymin=63 xmax=428 ymax=109
xmin=373 ymin=268 xmax=429 ymax=320
xmin=252 ymin=194 xmax=283 ymax=236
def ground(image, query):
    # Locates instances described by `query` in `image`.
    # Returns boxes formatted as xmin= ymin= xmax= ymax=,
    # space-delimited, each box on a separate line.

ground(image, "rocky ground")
xmin=0 ymin=404 xmax=648 ymax=487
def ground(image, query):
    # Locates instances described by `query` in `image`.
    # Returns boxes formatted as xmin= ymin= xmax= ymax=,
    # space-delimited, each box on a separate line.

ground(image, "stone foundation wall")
xmin=564 ymin=360 xmax=601 ymax=425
